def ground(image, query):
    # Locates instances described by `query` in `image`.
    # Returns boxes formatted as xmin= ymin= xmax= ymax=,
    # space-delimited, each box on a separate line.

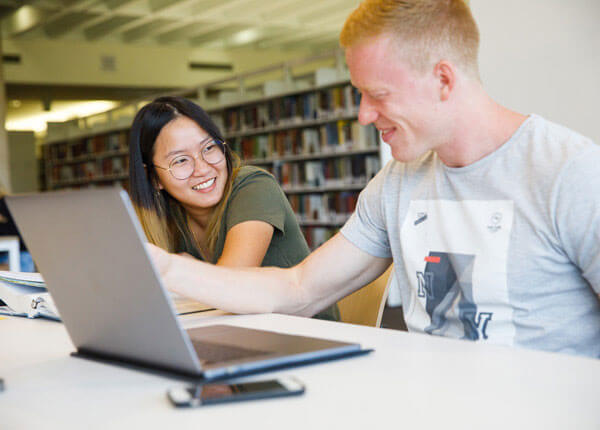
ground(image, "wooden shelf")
xmin=224 ymin=111 xmax=359 ymax=138
xmin=50 ymin=173 xmax=128 ymax=188
xmin=47 ymin=149 xmax=129 ymax=166
xmin=282 ymin=183 xmax=367 ymax=194
xmin=298 ymin=220 xmax=349 ymax=227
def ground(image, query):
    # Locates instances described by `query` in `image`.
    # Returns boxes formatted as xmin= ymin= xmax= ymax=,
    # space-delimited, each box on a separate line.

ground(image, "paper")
xmin=170 ymin=292 xmax=214 ymax=315
xmin=0 ymin=271 xmax=45 ymax=287
xmin=0 ymin=271 xmax=59 ymax=320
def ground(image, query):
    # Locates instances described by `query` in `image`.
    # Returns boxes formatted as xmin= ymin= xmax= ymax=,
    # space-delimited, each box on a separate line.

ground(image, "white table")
xmin=0 ymin=235 xmax=20 ymax=272
xmin=1 ymin=312 xmax=599 ymax=430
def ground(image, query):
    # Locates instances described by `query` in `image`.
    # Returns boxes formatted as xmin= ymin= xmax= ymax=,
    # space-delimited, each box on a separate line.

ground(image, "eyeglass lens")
xmin=169 ymin=141 xmax=225 ymax=180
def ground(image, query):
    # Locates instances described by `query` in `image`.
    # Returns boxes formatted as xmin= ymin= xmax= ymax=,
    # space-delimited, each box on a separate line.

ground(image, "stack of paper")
xmin=0 ymin=271 xmax=60 ymax=320
xmin=170 ymin=292 xmax=214 ymax=315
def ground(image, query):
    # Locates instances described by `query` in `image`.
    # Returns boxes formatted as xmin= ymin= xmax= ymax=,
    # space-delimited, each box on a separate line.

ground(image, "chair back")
xmin=337 ymin=264 xmax=393 ymax=327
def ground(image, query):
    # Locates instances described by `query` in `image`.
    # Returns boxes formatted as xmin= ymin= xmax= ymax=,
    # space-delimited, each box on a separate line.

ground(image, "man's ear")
xmin=433 ymin=60 xmax=455 ymax=102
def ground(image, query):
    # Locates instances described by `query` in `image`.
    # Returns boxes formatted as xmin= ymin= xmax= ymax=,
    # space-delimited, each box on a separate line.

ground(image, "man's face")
xmin=346 ymin=35 xmax=446 ymax=162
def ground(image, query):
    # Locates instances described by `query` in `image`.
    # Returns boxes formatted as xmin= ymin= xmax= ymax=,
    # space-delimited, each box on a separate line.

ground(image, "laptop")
xmin=6 ymin=188 xmax=369 ymax=381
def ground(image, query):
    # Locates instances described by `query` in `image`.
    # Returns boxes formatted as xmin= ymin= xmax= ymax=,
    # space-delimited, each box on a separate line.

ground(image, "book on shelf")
xmin=230 ymin=121 xmax=378 ymax=163
xmin=289 ymin=191 xmax=358 ymax=224
xmin=271 ymin=154 xmax=379 ymax=190
xmin=106 ymin=131 xmax=128 ymax=152
xmin=302 ymin=129 xmax=320 ymax=154
xmin=303 ymin=226 xmax=338 ymax=249
xmin=221 ymin=84 xmax=361 ymax=134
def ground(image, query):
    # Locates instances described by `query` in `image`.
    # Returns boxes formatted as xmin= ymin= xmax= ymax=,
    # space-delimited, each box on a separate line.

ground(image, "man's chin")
xmin=391 ymin=148 xmax=414 ymax=163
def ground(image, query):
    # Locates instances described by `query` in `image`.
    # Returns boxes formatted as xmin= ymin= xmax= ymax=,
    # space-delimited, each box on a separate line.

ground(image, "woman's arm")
xmin=216 ymin=220 xmax=274 ymax=267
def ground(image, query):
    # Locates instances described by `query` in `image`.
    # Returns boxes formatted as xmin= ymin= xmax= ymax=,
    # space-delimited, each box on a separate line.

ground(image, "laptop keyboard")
xmin=191 ymin=340 xmax=268 ymax=365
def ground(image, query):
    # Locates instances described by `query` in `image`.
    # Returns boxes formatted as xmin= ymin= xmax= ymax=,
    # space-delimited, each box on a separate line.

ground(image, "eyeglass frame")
xmin=152 ymin=138 xmax=227 ymax=180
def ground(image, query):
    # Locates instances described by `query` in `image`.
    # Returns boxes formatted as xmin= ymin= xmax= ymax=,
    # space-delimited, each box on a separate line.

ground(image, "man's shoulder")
xmin=526 ymin=114 xmax=597 ymax=152
xmin=515 ymin=114 xmax=600 ymax=173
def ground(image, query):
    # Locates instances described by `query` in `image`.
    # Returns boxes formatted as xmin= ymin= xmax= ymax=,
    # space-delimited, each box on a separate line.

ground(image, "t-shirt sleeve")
xmin=553 ymin=146 xmax=600 ymax=294
xmin=340 ymin=161 xmax=392 ymax=258
xmin=225 ymin=170 xmax=286 ymax=234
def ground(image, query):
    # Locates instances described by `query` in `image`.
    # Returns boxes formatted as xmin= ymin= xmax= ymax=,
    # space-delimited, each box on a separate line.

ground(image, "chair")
xmin=337 ymin=264 xmax=394 ymax=327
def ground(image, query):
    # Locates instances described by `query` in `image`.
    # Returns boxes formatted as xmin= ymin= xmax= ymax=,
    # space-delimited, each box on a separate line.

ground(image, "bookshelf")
xmin=41 ymin=53 xmax=383 ymax=249
xmin=43 ymin=129 xmax=130 ymax=191
xmin=212 ymin=81 xmax=380 ymax=248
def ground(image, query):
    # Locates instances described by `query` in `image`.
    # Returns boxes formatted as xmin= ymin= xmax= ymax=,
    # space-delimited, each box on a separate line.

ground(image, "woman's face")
xmin=152 ymin=116 xmax=228 ymax=217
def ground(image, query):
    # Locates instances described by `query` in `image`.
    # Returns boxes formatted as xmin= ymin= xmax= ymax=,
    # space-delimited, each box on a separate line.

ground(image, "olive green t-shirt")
xmin=214 ymin=165 xmax=339 ymax=321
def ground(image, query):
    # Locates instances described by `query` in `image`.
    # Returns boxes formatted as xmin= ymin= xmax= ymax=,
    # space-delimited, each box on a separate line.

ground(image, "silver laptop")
xmin=7 ymin=188 xmax=366 ymax=380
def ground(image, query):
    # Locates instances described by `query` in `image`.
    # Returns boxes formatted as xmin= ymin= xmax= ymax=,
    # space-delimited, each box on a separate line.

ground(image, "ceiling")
xmin=1 ymin=0 xmax=357 ymax=51
xmin=0 ymin=0 xmax=360 ymax=132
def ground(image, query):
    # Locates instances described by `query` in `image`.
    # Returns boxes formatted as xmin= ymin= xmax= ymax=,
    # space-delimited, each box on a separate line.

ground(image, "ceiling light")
xmin=6 ymin=101 xmax=119 ymax=133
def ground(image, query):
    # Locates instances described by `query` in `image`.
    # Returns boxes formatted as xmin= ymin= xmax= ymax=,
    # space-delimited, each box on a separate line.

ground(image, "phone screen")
xmin=197 ymin=380 xmax=285 ymax=401
xmin=168 ymin=378 xmax=304 ymax=407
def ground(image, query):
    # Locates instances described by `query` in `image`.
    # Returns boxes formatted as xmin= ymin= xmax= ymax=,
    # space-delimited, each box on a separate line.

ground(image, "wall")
xmin=8 ymin=131 xmax=37 ymax=193
xmin=471 ymin=0 xmax=600 ymax=142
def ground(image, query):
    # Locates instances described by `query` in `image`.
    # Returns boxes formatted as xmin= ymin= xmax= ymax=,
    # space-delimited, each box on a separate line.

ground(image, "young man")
xmin=148 ymin=0 xmax=600 ymax=358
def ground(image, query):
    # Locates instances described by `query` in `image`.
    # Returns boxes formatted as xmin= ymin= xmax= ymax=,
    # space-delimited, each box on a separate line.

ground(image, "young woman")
xmin=129 ymin=96 xmax=339 ymax=321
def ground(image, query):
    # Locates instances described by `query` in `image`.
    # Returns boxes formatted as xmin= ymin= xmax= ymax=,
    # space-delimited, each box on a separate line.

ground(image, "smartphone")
xmin=167 ymin=377 xmax=305 ymax=407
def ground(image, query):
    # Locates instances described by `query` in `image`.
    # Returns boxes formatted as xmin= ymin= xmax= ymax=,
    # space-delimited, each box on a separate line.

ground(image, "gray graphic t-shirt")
xmin=341 ymin=114 xmax=600 ymax=358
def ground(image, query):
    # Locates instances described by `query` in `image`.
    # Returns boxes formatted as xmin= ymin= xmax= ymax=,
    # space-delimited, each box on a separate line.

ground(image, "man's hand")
xmin=145 ymin=242 xmax=172 ymax=277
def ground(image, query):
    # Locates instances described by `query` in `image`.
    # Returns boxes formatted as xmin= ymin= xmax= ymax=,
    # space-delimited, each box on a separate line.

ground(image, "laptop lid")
xmin=7 ymin=188 xmax=204 ymax=375
xmin=7 ymin=188 xmax=364 ymax=380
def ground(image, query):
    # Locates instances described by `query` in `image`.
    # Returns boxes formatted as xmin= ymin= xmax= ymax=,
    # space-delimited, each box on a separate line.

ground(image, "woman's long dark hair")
xmin=128 ymin=96 xmax=240 ymax=260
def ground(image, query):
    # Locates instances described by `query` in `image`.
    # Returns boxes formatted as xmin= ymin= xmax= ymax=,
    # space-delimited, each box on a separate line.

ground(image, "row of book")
xmin=289 ymin=191 xmax=358 ymax=224
xmin=267 ymin=155 xmax=380 ymax=189
xmin=230 ymin=120 xmax=378 ymax=160
xmin=47 ymin=131 xmax=128 ymax=162
xmin=52 ymin=179 xmax=130 ymax=192
xmin=219 ymin=84 xmax=361 ymax=133
xmin=49 ymin=156 xmax=129 ymax=183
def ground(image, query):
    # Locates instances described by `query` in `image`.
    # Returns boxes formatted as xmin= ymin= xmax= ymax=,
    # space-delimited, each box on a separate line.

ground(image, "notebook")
xmin=0 ymin=271 xmax=206 ymax=320
xmin=6 ymin=188 xmax=369 ymax=381
xmin=0 ymin=271 xmax=59 ymax=320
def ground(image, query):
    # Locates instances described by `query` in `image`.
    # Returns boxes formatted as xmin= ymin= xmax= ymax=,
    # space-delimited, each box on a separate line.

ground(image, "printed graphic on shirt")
xmin=418 ymin=251 xmax=492 ymax=340
xmin=400 ymin=200 xmax=515 ymax=346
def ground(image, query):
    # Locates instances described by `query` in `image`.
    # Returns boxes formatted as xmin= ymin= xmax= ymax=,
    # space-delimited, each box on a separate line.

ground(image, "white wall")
xmin=471 ymin=0 xmax=600 ymax=143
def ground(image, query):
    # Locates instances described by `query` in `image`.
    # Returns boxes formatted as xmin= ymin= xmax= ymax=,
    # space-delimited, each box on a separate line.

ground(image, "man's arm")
xmin=148 ymin=232 xmax=391 ymax=317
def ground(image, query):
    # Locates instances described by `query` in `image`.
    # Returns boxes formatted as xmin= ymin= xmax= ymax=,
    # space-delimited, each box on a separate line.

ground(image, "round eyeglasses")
xmin=153 ymin=140 xmax=226 ymax=180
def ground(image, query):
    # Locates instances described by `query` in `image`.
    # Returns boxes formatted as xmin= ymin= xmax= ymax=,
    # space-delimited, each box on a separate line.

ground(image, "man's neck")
xmin=436 ymin=88 xmax=528 ymax=168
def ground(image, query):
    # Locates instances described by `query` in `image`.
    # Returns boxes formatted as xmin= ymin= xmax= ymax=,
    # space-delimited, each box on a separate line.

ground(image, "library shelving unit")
xmin=43 ymin=128 xmax=130 ymax=191
xmin=41 ymin=50 xmax=383 ymax=249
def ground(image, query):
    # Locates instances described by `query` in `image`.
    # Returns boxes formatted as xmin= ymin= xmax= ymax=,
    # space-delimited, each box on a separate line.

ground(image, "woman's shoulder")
xmin=233 ymin=165 xmax=278 ymax=189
